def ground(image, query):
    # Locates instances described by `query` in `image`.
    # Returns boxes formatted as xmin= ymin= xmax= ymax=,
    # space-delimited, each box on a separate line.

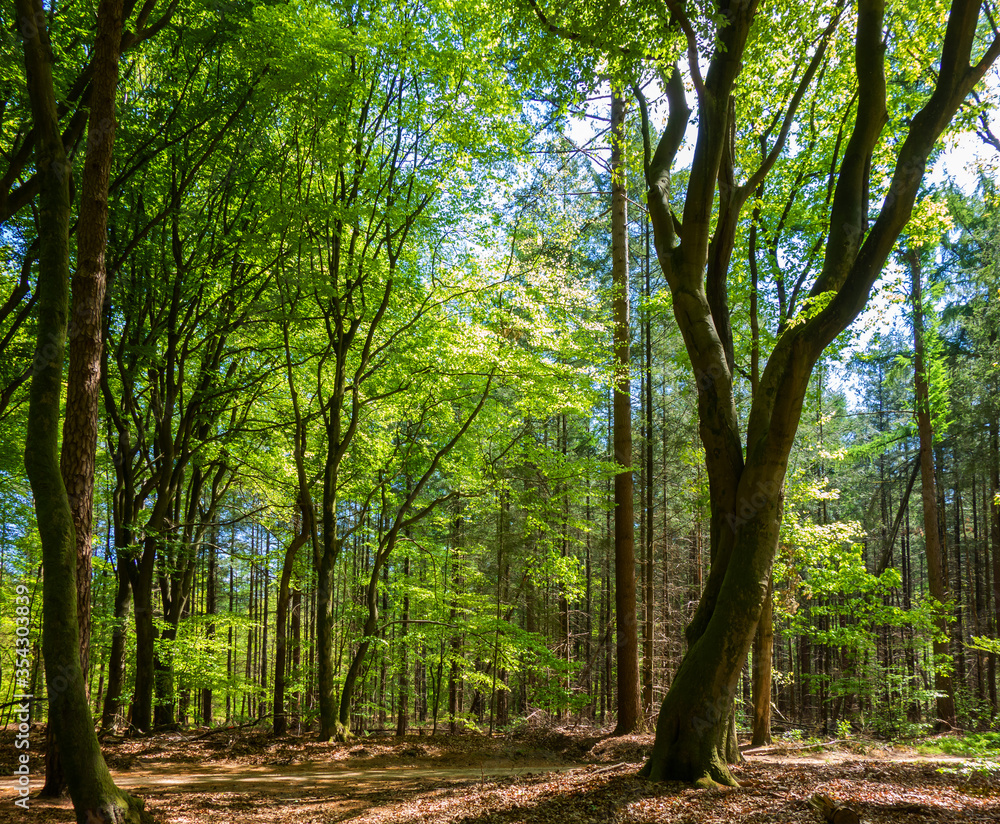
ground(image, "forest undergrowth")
xmin=0 ymin=724 xmax=997 ymax=823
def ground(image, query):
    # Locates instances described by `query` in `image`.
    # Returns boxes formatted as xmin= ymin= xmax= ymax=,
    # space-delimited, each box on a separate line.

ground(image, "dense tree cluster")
xmin=1 ymin=0 xmax=1000 ymax=819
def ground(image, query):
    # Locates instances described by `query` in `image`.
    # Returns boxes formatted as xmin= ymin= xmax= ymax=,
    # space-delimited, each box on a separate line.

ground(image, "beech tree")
xmin=632 ymin=0 xmax=1000 ymax=787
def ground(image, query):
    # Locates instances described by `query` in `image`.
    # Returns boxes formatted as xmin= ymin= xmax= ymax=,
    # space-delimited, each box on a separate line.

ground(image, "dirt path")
xmin=1 ymin=759 xmax=574 ymax=823
xmin=114 ymin=759 xmax=573 ymax=793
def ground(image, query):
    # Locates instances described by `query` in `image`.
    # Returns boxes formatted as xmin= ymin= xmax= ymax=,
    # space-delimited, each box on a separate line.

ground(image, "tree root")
xmin=79 ymin=791 xmax=152 ymax=824
xmin=640 ymin=748 xmax=739 ymax=788
xmin=333 ymin=721 xmax=353 ymax=744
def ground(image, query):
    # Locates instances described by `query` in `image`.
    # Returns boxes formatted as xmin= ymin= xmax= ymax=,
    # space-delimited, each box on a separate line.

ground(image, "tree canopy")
xmin=3 ymin=0 xmax=1000 ymax=818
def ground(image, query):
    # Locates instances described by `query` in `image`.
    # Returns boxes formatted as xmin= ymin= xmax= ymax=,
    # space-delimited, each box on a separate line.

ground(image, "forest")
xmin=3 ymin=0 xmax=1000 ymax=822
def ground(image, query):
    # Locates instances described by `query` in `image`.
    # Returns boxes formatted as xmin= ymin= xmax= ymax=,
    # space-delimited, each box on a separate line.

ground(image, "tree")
xmin=18 ymin=0 xmax=151 ymax=817
xmin=631 ymin=0 xmax=1000 ymax=786
xmin=906 ymin=244 xmax=959 ymax=728
xmin=610 ymin=89 xmax=642 ymax=735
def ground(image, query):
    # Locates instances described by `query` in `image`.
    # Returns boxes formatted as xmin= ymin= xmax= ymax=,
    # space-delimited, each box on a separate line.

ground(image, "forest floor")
xmin=1 ymin=724 xmax=998 ymax=823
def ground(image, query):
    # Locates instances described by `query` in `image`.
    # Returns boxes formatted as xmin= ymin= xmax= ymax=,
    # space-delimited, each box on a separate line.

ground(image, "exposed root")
xmin=639 ymin=746 xmax=739 ymax=788
xmin=79 ymin=791 xmax=153 ymax=824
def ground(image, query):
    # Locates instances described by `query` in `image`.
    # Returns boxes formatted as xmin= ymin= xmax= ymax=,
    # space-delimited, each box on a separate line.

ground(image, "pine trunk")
xmin=909 ymin=249 xmax=957 ymax=729
xmin=611 ymin=89 xmax=640 ymax=736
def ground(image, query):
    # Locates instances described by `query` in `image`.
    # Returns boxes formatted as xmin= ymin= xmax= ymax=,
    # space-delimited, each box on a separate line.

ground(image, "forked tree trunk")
xmin=635 ymin=0 xmax=996 ymax=787
xmin=641 ymin=498 xmax=782 ymax=786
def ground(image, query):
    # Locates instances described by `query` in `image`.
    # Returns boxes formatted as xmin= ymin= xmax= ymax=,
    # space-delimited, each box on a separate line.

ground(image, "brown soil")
xmin=0 ymin=726 xmax=996 ymax=823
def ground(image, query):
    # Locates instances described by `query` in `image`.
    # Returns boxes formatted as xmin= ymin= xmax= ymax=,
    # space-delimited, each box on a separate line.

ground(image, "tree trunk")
xmin=100 ymin=569 xmax=131 ymax=730
xmin=38 ymin=0 xmax=125 ymax=796
xmin=751 ymin=575 xmax=774 ymax=746
xmin=202 ymin=530 xmax=217 ymax=726
xmin=316 ymin=528 xmax=340 ymax=740
xmin=153 ymin=624 xmax=177 ymax=729
xmin=991 ymin=420 xmax=1000 ymax=713
xmin=611 ymin=88 xmax=640 ymax=736
xmin=128 ymin=541 xmax=157 ymax=734
xmin=908 ymin=248 xmax=957 ymax=729
xmin=642 ymin=228 xmax=656 ymax=714
xmin=640 ymin=494 xmax=783 ymax=786
xmin=19 ymin=0 xmax=150 ymax=816
xmin=275 ymin=529 xmax=308 ymax=735
xmin=636 ymin=0 xmax=994 ymax=786
xmin=397 ymin=554 xmax=411 ymax=737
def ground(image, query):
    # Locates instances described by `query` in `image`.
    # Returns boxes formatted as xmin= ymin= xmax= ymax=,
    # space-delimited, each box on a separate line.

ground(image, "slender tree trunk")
xmin=260 ymin=534 xmax=270 ymax=719
xmin=100 ymin=569 xmax=131 ymax=729
xmin=128 ymin=541 xmax=157 ymax=733
xmin=611 ymin=89 xmax=640 ymax=736
xmin=202 ymin=529 xmax=217 ymax=726
xmin=274 ymin=528 xmax=307 ymax=735
xmin=909 ymin=248 xmax=957 ymax=729
xmin=449 ymin=508 xmax=463 ymax=733
xmin=642 ymin=232 xmax=655 ymax=714
xmin=751 ymin=575 xmax=774 ymax=746
xmin=397 ymin=553 xmax=411 ymax=737
xmin=291 ymin=586 xmax=302 ymax=729
xmin=153 ymin=623 xmax=177 ymax=729
xmin=991 ymin=421 xmax=1000 ymax=713
xmin=316 ymin=525 xmax=340 ymax=739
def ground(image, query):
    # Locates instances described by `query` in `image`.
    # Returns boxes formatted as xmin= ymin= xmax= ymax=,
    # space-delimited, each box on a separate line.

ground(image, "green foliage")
xmin=920 ymin=732 xmax=1000 ymax=757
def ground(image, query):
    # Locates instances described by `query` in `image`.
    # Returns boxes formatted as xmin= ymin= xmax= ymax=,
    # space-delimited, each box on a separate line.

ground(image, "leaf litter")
xmin=1 ymin=726 xmax=997 ymax=823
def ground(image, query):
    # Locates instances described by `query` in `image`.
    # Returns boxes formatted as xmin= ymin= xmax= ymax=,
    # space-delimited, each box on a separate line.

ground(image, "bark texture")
xmin=751 ymin=576 xmax=774 ymax=746
xmin=19 ymin=0 xmax=150 ymax=817
xmin=908 ymin=248 xmax=958 ymax=728
xmin=636 ymin=0 xmax=999 ymax=786
xmin=611 ymin=89 xmax=641 ymax=736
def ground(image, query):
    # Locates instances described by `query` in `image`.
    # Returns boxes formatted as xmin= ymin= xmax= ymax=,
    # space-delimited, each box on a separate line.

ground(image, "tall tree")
xmin=631 ymin=0 xmax=999 ymax=786
xmin=906 ymin=245 xmax=958 ymax=728
xmin=18 ymin=0 xmax=151 ymax=817
xmin=610 ymin=89 xmax=641 ymax=735
xmin=43 ymin=0 xmax=125 ymax=792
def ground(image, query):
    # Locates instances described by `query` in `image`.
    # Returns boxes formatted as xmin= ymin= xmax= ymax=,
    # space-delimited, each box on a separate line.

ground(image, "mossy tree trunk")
xmin=19 ymin=0 xmax=151 ymax=818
